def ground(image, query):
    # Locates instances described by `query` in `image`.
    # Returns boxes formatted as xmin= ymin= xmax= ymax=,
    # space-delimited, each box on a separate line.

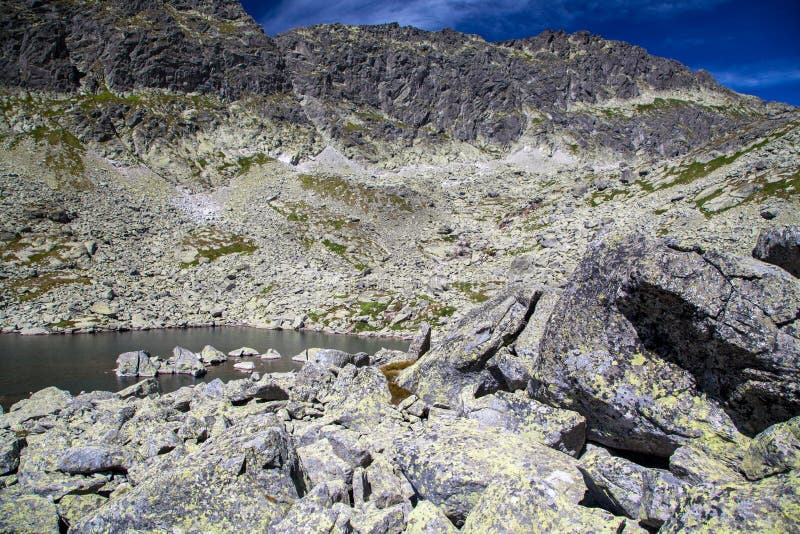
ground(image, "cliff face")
xmin=0 ymin=0 xmax=289 ymax=98
xmin=0 ymin=1 xmax=787 ymax=166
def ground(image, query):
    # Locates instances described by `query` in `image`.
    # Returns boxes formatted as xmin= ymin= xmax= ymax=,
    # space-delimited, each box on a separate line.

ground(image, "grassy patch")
xmin=589 ymin=188 xmax=627 ymax=207
xmin=236 ymin=153 xmax=275 ymax=175
xmin=299 ymin=173 xmax=412 ymax=213
xmin=322 ymin=239 xmax=348 ymax=256
xmin=452 ymin=281 xmax=489 ymax=303
xmin=8 ymin=273 xmax=90 ymax=302
xmin=180 ymin=227 xmax=257 ymax=266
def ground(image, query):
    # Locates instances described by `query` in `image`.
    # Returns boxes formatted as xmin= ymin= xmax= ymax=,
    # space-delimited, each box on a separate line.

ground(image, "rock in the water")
xmin=233 ymin=361 xmax=255 ymax=371
xmin=753 ymin=225 xmax=800 ymax=277
xmin=393 ymin=417 xmax=585 ymax=525
xmin=397 ymin=283 xmax=538 ymax=407
xmin=71 ymin=414 xmax=303 ymax=532
xmin=115 ymin=350 xmax=150 ymax=377
xmin=579 ymin=445 xmax=686 ymax=528
xmin=741 ymin=416 xmax=800 ymax=480
xmin=461 ymin=475 xmax=629 ymax=534
xmin=57 ymin=444 xmax=129 ymax=474
xmin=408 ymin=322 xmax=432 ymax=359
xmin=171 ymin=346 xmax=206 ymax=376
xmin=117 ymin=378 xmax=160 ymax=399
xmin=2 ymin=386 xmax=71 ymax=428
xmin=200 ymin=345 xmax=227 ymax=364
xmin=459 ymin=387 xmax=586 ymax=456
xmin=405 ymin=500 xmax=458 ymax=534
xmin=313 ymin=349 xmax=357 ymax=367
xmin=0 ymin=430 xmax=22 ymax=475
xmin=0 ymin=488 xmax=60 ymax=533
xmin=661 ymin=470 xmax=800 ymax=533
xmin=532 ymin=233 xmax=800 ymax=461
xmin=261 ymin=348 xmax=282 ymax=360
xmin=228 ymin=346 xmax=259 ymax=357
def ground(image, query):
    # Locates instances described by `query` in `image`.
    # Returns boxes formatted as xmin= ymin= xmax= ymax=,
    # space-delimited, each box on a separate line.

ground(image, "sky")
xmin=240 ymin=0 xmax=800 ymax=106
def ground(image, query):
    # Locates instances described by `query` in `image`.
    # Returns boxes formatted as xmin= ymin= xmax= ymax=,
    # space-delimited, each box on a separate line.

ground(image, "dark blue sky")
xmin=241 ymin=0 xmax=800 ymax=106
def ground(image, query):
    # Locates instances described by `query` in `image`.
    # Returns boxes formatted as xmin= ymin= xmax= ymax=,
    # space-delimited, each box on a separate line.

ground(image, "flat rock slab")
xmin=393 ymin=418 xmax=585 ymax=526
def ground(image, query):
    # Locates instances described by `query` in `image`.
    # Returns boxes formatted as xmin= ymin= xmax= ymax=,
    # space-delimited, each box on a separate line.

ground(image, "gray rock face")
xmin=0 ymin=0 xmax=289 ymax=99
xmin=396 ymin=283 xmax=538 ymax=407
xmin=753 ymin=226 xmax=800 ymax=277
xmin=2 ymin=386 xmax=71 ymax=428
xmin=741 ymin=416 xmax=800 ymax=480
xmin=0 ymin=430 xmax=22 ymax=475
xmin=579 ymin=445 xmax=687 ymax=528
xmin=72 ymin=413 xmax=302 ymax=532
xmin=170 ymin=346 xmax=206 ymax=376
xmin=393 ymin=418 xmax=585 ymax=525
xmin=115 ymin=350 xmax=150 ymax=377
xmin=661 ymin=470 xmax=800 ymax=533
xmin=407 ymin=322 xmax=431 ymax=359
xmin=58 ymin=445 xmax=129 ymax=475
xmin=459 ymin=387 xmax=586 ymax=457
xmin=531 ymin=233 xmax=800 ymax=460
xmin=0 ymin=487 xmax=60 ymax=533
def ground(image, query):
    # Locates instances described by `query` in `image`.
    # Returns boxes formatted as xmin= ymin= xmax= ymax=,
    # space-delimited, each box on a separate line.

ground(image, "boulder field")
xmin=0 ymin=229 xmax=798 ymax=532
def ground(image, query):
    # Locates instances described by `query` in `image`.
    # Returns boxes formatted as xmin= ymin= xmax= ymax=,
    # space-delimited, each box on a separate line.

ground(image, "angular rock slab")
xmin=461 ymin=476 xmax=631 ymax=534
xmin=405 ymin=500 xmax=457 ymax=534
xmin=532 ymin=233 xmax=800 ymax=459
xmin=2 ymin=387 xmax=72 ymax=429
xmin=459 ymin=387 xmax=586 ymax=456
xmin=741 ymin=416 xmax=800 ymax=480
xmin=0 ymin=488 xmax=60 ymax=533
xmin=397 ymin=283 xmax=539 ymax=407
xmin=393 ymin=418 xmax=585 ymax=526
xmin=72 ymin=414 xmax=303 ymax=532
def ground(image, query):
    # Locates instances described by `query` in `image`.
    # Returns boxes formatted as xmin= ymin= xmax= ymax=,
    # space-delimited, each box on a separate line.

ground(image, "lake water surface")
xmin=0 ymin=327 xmax=408 ymax=410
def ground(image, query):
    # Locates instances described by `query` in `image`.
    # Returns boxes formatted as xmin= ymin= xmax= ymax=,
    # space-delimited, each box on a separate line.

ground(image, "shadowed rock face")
xmin=0 ymin=0 xmax=289 ymax=98
xmin=531 ymin=233 xmax=800 ymax=459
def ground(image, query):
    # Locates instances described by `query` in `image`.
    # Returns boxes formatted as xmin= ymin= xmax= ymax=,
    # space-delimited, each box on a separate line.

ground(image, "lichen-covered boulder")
xmin=200 ymin=344 xmax=227 ymax=364
xmin=57 ymin=444 xmax=130 ymax=475
xmin=268 ymin=480 xmax=351 ymax=533
xmin=753 ymin=225 xmax=800 ymax=277
xmin=397 ymin=283 xmax=539 ymax=407
xmin=459 ymin=387 xmax=585 ymax=456
xmin=579 ymin=445 xmax=687 ymax=528
xmin=117 ymin=377 xmax=160 ymax=399
xmin=352 ymin=454 xmax=414 ymax=509
xmin=668 ymin=445 xmax=745 ymax=487
xmin=115 ymin=350 xmax=148 ymax=377
xmin=661 ymin=470 xmax=800 ymax=533
xmin=71 ymin=414 xmax=303 ymax=532
xmin=57 ymin=494 xmax=107 ymax=531
xmin=532 ymin=233 xmax=800 ymax=461
xmin=393 ymin=417 xmax=585 ymax=525
xmin=741 ymin=416 xmax=800 ymax=480
xmin=405 ymin=500 xmax=457 ymax=534
xmin=461 ymin=476 xmax=631 ymax=534
xmin=170 ymin=346 xmax=206 ymax=376
xmin=0 ymin=487 xmax=60 ymax=533
xmin=1 ymin=387 xmax=72 ymax=429
xmin=408 ymin=322 xmax=432 ymax=359
xmin=0 ymin=429 xmax=22 ymax=475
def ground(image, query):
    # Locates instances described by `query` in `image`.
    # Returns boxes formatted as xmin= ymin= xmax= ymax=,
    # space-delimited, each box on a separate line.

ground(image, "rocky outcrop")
xmin=530 ymin=232 xmax=800 ymax=460
xmin=753 ymin=225 xmax=800 ymax=277
xmin=395 ymin=283 xmax=538 ymax=407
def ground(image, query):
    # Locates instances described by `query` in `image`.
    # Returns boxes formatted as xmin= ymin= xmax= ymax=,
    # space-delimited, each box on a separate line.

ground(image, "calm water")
xmin=0 ymin=327 xmax=408 ymax=410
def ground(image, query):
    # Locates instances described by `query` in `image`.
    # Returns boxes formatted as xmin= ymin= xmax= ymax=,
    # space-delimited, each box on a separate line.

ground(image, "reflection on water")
xmin=0 ymin=327 xmax=408 ymax=410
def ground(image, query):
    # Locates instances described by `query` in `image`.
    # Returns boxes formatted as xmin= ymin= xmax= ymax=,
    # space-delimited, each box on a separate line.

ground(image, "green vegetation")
xmin=452 ymin=281 xmax=489 ymax=303
xmin=299 ymin=173 xmax=412 ymax=212
xmin=635 ymin=98 xmax=685 ymax=113
xmin=8 ymin=274 xmax=90 ymax=302
xmin=236 ymin=153 xmax=275 ymax=175
xmin=180 ymin=227 xmax=257 ymax=266
xmin=322 ymin=239 xmax=348 ymax=256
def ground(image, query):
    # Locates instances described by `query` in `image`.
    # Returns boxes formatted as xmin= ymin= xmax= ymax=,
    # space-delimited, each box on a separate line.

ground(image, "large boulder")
xmin=461 ymin=475 xmax=633 ymax=534
xmin=200 ymin=345 xmax=227 ymax=364
xmin=1 ymin=387 xmax=72 ymax=429
xmin=740 ymin=416 xmax=800 ymax=480
xmin=71 ymin=414 xmax=303 ymax=532
xmin=0 ymin=430 xmax=22 ymax=475
xmin=531 ymin=233 xmax=800 ymax=461
xmin=396 ymin=283 xmax=539 ymax=407
xmin=170 ymin=346 xmax=206 ymax=376
xmin=753 ymin=225 xmax=800 ymax=277
xmin=458 ymin=387 xmax=586 ymax=457
xmin=0 ymin=487 xmax=60 ymax=533
xmin=661 ymin=470 xmax=800 ymax=533
xmin=393 ymin=417 xmax=585 ymax=526
xmin=57 ymin=445 xmax=130 ymax=475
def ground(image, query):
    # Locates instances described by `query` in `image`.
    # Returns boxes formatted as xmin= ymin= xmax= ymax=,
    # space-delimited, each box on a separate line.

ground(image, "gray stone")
xmin=58 ymin=445 xmax=129 ymax=474
xmin=405 ymin=500 xmax=457 ymax=534
xmin=117 ymin=378 xmax=160 ymax=399
xmin=2 ymin=387 xmax=71 ymax=428
xmin=459 ymin=387 xmax=586 ymax=456
xmin=753 ymin=225 xmax=800 ymax=277
xmin=0 ymin=487 xmax=60 ymax=533
xmin=393 ymin=417 xmax=585 ymax=525
xmin=200 ymin=345 xmax=227 ymax=364
xmin=741 ymin=416 xmax=800 ymax=480
xmin=353 ymin=454 xmax=414 ymax=509
xmin=115 ymin=350 xmax=149 ymax=377
xmin=397 ymin=283 xmax=538 ymax=407
xmin=0 ymin=430 xmax=22 ymax=475
xmin=171 ymin=346 xmax=206 ymax=376
xmin=408 ymin=322 xmax=431 ymax=358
